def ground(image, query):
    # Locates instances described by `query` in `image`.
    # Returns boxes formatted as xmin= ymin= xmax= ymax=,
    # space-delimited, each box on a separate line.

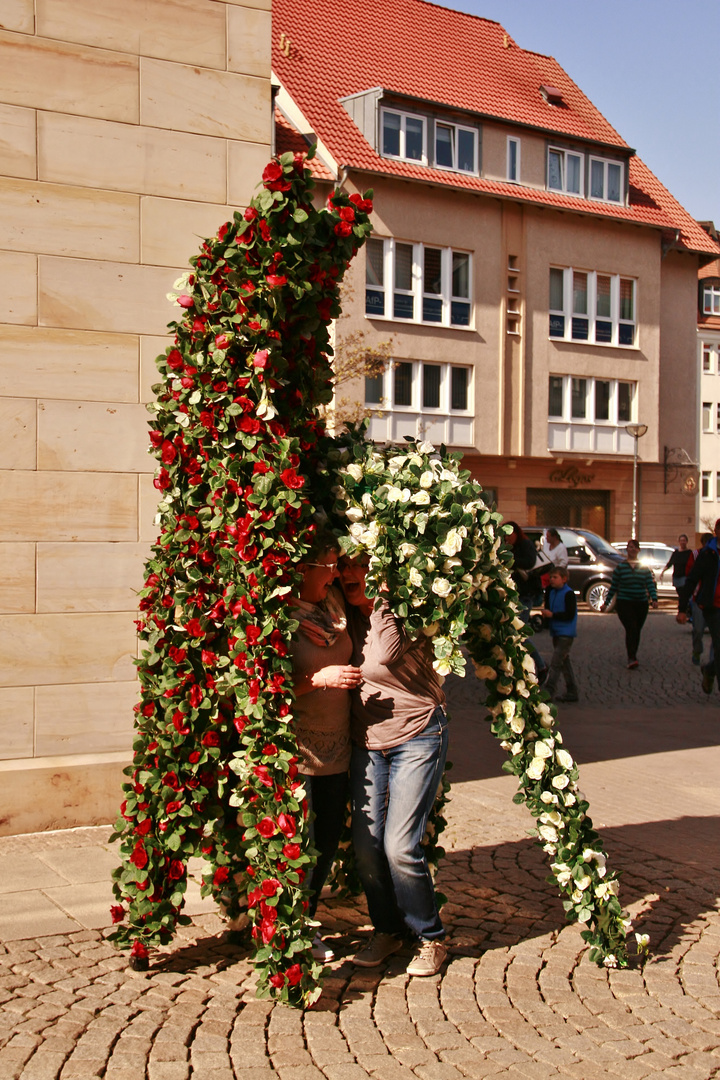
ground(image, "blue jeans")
xmin=700 ymin=606 xmax=720 ymax=683
xmin=350 ymin=707 xmax=449 ymax=941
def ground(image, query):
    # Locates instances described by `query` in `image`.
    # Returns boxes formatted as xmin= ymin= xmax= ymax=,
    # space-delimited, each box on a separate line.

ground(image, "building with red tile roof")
xmin=697 ymin=223 xmax=720 ymax=529
xmin=274 ymin=0 xmax=720 ymax=547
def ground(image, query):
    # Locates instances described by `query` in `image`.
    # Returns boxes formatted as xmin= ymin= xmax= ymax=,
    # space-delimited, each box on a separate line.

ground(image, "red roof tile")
xmin=272 ymin=0 xmax=720 ymax=257
xmin=274 ymin=107 xmax=335 ymax=181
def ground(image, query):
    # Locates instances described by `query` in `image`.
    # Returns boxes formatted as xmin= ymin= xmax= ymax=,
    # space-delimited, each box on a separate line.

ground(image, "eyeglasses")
xmin=305 ymin=562 xmax=338 ymax=571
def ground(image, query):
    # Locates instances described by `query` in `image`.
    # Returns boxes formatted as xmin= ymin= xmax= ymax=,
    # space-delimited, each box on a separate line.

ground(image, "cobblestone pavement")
xmin=1 ymin=612 xmax=719 ymax=1080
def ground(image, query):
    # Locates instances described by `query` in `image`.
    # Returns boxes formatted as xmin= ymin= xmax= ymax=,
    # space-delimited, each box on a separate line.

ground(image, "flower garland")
xmin=329 ymin=431 xmax=631 ymax=967
xmin=109 ymin=150 xmax=374 ymax=1006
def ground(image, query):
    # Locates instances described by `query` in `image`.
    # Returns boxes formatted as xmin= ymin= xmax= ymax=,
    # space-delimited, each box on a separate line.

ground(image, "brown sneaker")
xmin=406 ymin=939 xmax=447 ymax=977
xmin=353 ymin=933 xmax=402 ymax=968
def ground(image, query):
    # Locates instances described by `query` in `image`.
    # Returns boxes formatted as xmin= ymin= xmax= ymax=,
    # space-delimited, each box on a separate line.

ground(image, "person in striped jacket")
xmin=600 ymin=538 xmax=658 ymax=668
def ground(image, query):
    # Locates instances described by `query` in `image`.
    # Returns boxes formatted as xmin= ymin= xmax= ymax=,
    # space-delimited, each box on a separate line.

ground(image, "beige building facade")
xmin=0 ymin=0 xmax=272 ymax=834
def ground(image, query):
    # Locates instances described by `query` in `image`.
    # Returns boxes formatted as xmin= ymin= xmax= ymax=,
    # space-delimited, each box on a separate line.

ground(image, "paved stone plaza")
xmin=1 ymin=609 xmax=719 ymax=1079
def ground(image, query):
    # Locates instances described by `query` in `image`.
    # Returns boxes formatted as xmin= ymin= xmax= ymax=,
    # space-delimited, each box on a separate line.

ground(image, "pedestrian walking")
xmin=661 ymin=534 xmax=692 ymax=604
xmin=542 ymin=527 xmax=569 ymax=569
xmin=684 ymin=533 xmax=711 ymax=666
xmin=540 ymin=566 xmax=578 ymax=702
xmin=601 ymin=538 xmax=658 ymax=668
xmin=677 ymin=519 xmax=720 ymax=693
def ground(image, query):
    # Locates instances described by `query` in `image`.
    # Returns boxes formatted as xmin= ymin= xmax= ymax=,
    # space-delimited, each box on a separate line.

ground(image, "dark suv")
xmin=523 ymin=527 xmax=624 ymax=612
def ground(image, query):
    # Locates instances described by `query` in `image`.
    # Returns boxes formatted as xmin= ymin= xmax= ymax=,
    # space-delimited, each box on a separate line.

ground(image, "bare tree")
xmin=325 ymin=284 xmax=394 ymax=430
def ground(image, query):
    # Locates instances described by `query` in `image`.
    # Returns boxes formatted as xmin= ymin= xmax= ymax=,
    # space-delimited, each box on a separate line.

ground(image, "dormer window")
xmin=381 ymin=108 xmax=426 ymax=163
xmin=435 ymin=122 xmax=477 ymax=173
xmin=589 ymin=156 xmax=624 ymax=203
xmin=703 ymin=283 xmax=720 ymax=315
xmin=548 ymin=146 xmax=583 ymax=195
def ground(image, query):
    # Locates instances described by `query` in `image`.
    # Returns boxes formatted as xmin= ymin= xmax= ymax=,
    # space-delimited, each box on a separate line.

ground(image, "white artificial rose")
xmin=408 ymin=567 xmax=423 ymax=587
xmin=346 ymin=463 xmax=364 ymax=482
xmin=527 ymin=757 xmax=546 ymax=780
xmin=386 ymin=485 xmax=404 ymax=502
xmin=433 ymin=658 xmax=453 ymax=677
xmin=440 ymin=469 xmax=456 ymax=482
xmin=431 ymin=577 xmax=452 ymax=597
xmin=361 ymin=492 xmax=375 ymax=512
xmin=426 ymin=558 xmax=436 ymax=571
xmin=512 ymin=617 xmax=525 ymax=630
xmin=408 ymin=454 xmax=423 ymax=467
xmin=418 ymin=441 xmax=436 ymax=454
xmin=509 ymin=714 xmax=525 ymax=733
xmin=533 ymin=740 xmax=553 ymax=759
xmin=440 ymin=529 xmax=464 ymax=557
xmin=538 ymin=824 xmax=558 ymax=842
xmin=414 ymin=512 xmax=429 ymax=533
xmin=399 ymin=542 xmax=417 ymax=560
xmin=419 ymin=471 xmax=434 ymax=489
xmin=442 ymin=557 xmax=462 ymax=571
xmin=540 ymin=810 xmax=562 ymax=827
xmin=551 ymin=774 xmax=569 ymax=790
xmin=511 ymin=741 xmax=523 ymax=756
xmin=540 ymin=791 xmax=558 ymax=804
xmin=563 ymin=792 xmax=576 ymax=806
xmin=556 ymin=749 xmax=574 ymax=770
xmin=595 ymin=882 xmax=611 ymax=899
xmin=349 ymin=523 xmax=365 ymax=540
xmin=412 ymin=490 xmax=431 ymax=505
xmin=501 ymin=700 xmax=516 ymax=719
xmin=521 ymin=653 xmax=536 ymax=675
xmin=345 ymin=506 xmax=364 ymax=522
xmin=473 ymin=663 xmax=496 ymax=679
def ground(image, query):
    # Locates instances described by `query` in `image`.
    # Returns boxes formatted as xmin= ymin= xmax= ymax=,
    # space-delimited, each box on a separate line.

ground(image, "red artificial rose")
xmin=256 ymin=817 xmax=276 ymax=838
xmin=243 ymin=206 xmax=258 ymax=222
xmin=202 ymin=731 xmax=220 ymax=748
xmin=338 ymin=205 xmax=355 ymax=222
xmin=215 ymin=334 xmax=230 ymax=350
xmin=172 ymin=711 xmax=190 ymax=736
xmin=135 ymin=819 xmax=152 ymax=836
xmin=162 ymin=772 xmax=180 ymax=789
xmin=261 ymin=878 xmax=280 ymax=897
xmin=166 ymin=349 xmax=183 ymax=370
xmin=160 ymin=441 xmax=176 ymax=465
xmin=277 ymin=813 xmax=296 ymax=839
xmin=167 ymin=859 xmax=185 ymax=881
xmin=154 ymin=468 xmax=171 ymax=491
xmin=253 ymin=764 xmax=273 ymax=788
xmin=189 ymin=750 xmax=201 ymax=763
xmin=185 ymin=619 xmax=204 ymax=638
xmin=201 ymin=649 xmax=217 ymax=665
xmin=282 ymin=843 xmax=301 ymax=860
xmin=262 ymin=161 xmax=284 ymax=184
xmin=213 ymin=866 xmax=230 ymax=887
xmin=177 ymin=295 xmax=194 ymax=308
xmin=279 ymin=468 xmax=304 ymax=490
xmin=110 ymin=905 xmax=125 ymax=924
xmin=268 ymin=972 xmax=285 ymax=988
xmin=286 ymin=964 xmax=303 ymax=986
xmin=189 ymin=685 xmax=203 ymax=708
xmin=334 ymin=221 xmax=352 ymax=237
xmin=245 ymin=626 xmax=261 ymax=646
xmin=166 ymin=800 xmax=182 ymax=814
xmin=130 ymin=842 xmax=148 ymax=869
xmin=265 ymin=274 xmax=288 ymax=288
xmin=253 ymin=350 xmax=269 ymax=369
xmin=239 ymin=416 xmax=261 ymax=435
xmin=234 ymin=715 xmax=247 ymax=734
xmin=130 ymin=940 xmax=149 ymax=959
xmin=260 ymin=919 xmax=276 ymax=945
xmin=262 ymin=743 xmax=278 ymax=757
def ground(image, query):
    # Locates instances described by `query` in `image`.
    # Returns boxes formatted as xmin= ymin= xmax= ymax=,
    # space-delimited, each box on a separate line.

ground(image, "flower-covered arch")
xmin=110 ymin=151 xmax=632 ymax=1009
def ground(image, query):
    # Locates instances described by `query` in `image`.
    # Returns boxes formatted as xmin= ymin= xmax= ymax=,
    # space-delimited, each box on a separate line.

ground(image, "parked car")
xmin=522 ymin=526 xmax=625 ymax=612
xmin=611 ymin=541 xmax=676 ymax=594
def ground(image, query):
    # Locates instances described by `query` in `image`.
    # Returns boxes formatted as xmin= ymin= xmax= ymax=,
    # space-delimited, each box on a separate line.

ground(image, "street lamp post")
xmin=625 ymin=423 xmax=648 ymax=538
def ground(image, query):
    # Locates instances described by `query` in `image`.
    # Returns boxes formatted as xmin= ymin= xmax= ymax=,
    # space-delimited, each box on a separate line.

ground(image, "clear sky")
xmin=444 ymin=0 xmax=719 ymax=223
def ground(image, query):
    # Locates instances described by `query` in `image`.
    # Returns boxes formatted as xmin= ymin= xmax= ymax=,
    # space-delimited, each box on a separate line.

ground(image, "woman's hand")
xmin=319 ymin=665 xmax=363 ymax=690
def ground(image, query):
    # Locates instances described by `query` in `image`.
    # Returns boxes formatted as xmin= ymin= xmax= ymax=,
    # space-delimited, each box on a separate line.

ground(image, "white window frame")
xmin=547 ymin=146 xmax=584 ymax=196
xmin=549 ymin=267 xmax=637 ymax=347
xmin=434 ymin=121 xmax=478 ymax=174
xmin=703 ymin=402 xmax=713 ymax=433
xmin=507 ymin=136 xmax=520 ymax=182
xmin=363 ymin=360 xmax=475 ymax=448
xmin=588 ymin=155 xmax=625 ymax=204
xmin=365 ymin=237 xmax=473 ymax=329
xmin=703 ymin=284 xmax=720 ymax=315
xmin=702 ymin=343 xmax=713 ymax=374
xmin=716 ymin=472 xmax=720 ymax=500
xmin=702 ymin=471 xmax=712 ymax=500
xmin=380 ymin=108 xmax=427 ymax=165
xmin=547 ymin=374 xmax=637 ymax=454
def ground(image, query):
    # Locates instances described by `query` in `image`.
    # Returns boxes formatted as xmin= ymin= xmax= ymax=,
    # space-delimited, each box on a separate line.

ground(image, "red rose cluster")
xmin=109 ymin=148 xmax=374 ymax=1006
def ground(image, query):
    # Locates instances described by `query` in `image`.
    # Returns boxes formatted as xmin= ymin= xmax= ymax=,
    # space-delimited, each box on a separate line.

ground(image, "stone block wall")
xmin=0 ymin=0 xmax=272 ymax=834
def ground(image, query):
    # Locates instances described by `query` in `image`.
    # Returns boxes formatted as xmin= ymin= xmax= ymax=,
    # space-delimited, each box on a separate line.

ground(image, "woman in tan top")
xmin=290 ymin=529 xmax=362 ymax=961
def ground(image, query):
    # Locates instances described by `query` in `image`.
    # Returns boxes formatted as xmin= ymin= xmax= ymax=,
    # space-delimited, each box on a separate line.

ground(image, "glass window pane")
xmin=508 ymin=138 xmax=517 ymax=180
xmin=435 ymin=124 xmax=453 ymax=168
xmin=702 ymin=472 xmax=710 ymax=498
xmin=452 ymin=252 xmax=469 ymax=298
xmin=365 ymin=289 xmax=385 ymax=316
xmin=573 ymin=272 xmax=588 ymax=315
xmin=716 ymin=471 xmax=720 ymax=498
xmin=703 ymin=403 xmax=712 ymax=430
xmin=549 ymin=267 xmax=564 ymax=311
xmin=567 ymin=153 xmax=581 ymax=193
xmin=607 ymin=163 xmax=622 ymax=201
xmin=394 ymin=362 xmax=413 ymax=406
xmin=366 ymin=239 xmax=384 ymax=286
xmin=451 ymin=366 xmax=468 ymax=410
xmin=548 ymin=376 xmax=564 ymax=417
xmin=393 ymin=293 xmax=414 ymax=319
xmin=571 ymin=317 xmax=588 ymax=340
xmin=596 ymin=275 xmax=611 ymax=318
xmin=620 ymin=278 xmax=634 ymax=321
xmin=365 ymin=373 xmax=383 ymax=404
xmin=423 ymin=297 xmax=443 ymax=322
xmin=571 ymin=377 xmax=587 ymax=418
xmin=703 ymin=346 xmax=712 ymax=373
xmin=618 ymin=382 xmax=632 ymax=423
xmin=590 ymin=159 xmax=604 ymax=198
xmin=595 ymin=380 xmax=610 ymax=420
xmin=549 ymin=314 xmax=565 ymax=337
xmin=423 ymin=364 xmax=441 ymax=408
xmin=618 ymin=323 xmax=635 ymax=346
xmin=451 ymin=300 xmax=471 ymax=326
xmin=595 ymin=320 xmax=612 ymax=343
xmin=406 ymin=116 xmax=424 ymax=160
xmin=457 ymin=128 xmax=475 ymax=172
xmin=548 ymin=150 xmax=562 ymax=190
xmin=423 ymin=248 xmax=442 ymax=294
xmin=395 ymin=243 xmax=414 ymax=291
xmin=383 ymin=112 xmax=401 ymax=157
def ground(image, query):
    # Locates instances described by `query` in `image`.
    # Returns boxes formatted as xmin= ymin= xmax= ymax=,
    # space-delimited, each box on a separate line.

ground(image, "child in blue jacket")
xmin=540 ymin=566 xmax=579 ymax=703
